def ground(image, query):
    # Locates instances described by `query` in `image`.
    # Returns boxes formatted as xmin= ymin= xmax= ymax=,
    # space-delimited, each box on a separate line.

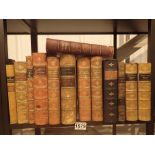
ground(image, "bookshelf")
xmin=0 ymin=19 xmax=154 ymax=135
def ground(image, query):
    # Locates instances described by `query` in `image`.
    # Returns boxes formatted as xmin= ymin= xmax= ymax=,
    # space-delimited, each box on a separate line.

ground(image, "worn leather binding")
xmin=60 ymin=54 xmax=76 ymax=124
xmin=125 ymin=63 xmax=138 ymax=121
xmin=26 ymin=56 xmax=34 ymax=124
xmin=103 ymin=60 xmax=118 ymax=123
xmin=32 ymin=53 xmax=48 ymax=125
xmin=91 ymin=56 xmax=103 ymax=121
xmin=46 ymin=38 xmax=114 ymax=57
xmin=138 ymin=63 xmax=151 ymax=121
xmin=6 ymin=64 xmax=17 ymax=124
xmin=78 ymin=57 xmax=91 ymax=121
xmin=14 ymin=62 xmax=28 ymax=124
xmin=118 ymin=62 xmax=126 ymax=122
xmin=47 ymin=57 xmax=60 ymax=125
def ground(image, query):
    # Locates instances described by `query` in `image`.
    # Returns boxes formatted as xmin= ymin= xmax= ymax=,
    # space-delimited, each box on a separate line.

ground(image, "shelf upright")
xmin=0 ymin=19 xmax=11 ymax=135
xmin=147 ymin=19 xmax=155 ymax=135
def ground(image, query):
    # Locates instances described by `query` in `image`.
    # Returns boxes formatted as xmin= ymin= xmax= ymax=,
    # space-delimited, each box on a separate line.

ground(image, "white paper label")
xmin=75 ymin=122 xmax=87 ymax=130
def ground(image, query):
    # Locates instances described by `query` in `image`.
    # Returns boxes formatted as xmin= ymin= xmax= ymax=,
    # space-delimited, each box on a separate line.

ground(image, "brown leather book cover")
xmin=125 ymin=63 xmax=138 ymax=121
xmin=47 ymin=57 xmax=60 ymax=125
xmin=26 ymin=56 xmax=34 ymax=124
xmin=103 ymin=60 xmax=118 ymax=123
xmin=138 ymin=63 xmax=151 ymax=121
xmin=32 ymin=53 xmax=48 ymax=125
xmin=78 ymin=57 xmax=91 ymax=121
xmin=60 ymin=55 xmax=76 ymax=124
xmin=118 ymin=62 xmax=126 ymax=122
xmin=14 ymin=62 xmax=28 ymax=124
xmin=6 ymin=64 xmax=17 ymax=124
xmin=46 ymin=38 xmax=114 ymax=57
xmin=91 ymin=56 xmax=103 ymax=121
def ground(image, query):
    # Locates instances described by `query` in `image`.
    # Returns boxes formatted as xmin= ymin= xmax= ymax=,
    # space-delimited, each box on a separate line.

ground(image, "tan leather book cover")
xmin=32 ymin=53 xmax=48 ymax=125
xmin=125 ymin=63 xmax=138 ymax=121
xmin=60 ymin=54 xmax=76 ymax=124
xmin=14 ymin=62 xmax=28 ymax=124
xmin=26 ymin=56 xmax=34 ymax=124
xmin=6 ymin=64 xmax=17 ymax=124
xmin=78 ymin=57 xmax=91 ymax=121
xmin=47 ymin=57 xmax=60 ymax=125
xmin=138 ymin=63 xmax=151 ymax=121
xmin=46 ymin=38 xmax=114 ymax=57
xmin=91 ymin=56 xmax=103 ymax=121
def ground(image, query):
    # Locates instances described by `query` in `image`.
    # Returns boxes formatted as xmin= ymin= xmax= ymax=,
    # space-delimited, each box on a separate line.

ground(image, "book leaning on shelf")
xmin=32 ymin=53 xmax=48 ymax=125
xmin=14 ymin=62 xmax=28 ymax=124
xmin=26 ymin=56 xmax=35 ymax=124
xmin=78 ymin=57 xmax=91 ymax=121
xmin=47 ymin=57 xmax=60 ymax=125
xmin=6 ymin=63 xmax=17 ymax=124
xmin=125 ymin=63 xmax=138 ymax=121
xmin=60 ymin=54 xmax=76 ymax=124
xmin=91 ymin=56 xmax=103 ymax=121
xmin=138 ymin=63 xmax=151 ymax=121
xmin=103 ymin=60 xmax=118 ymax=123
xmin=46 ymin=38 xmax=114 ymax=57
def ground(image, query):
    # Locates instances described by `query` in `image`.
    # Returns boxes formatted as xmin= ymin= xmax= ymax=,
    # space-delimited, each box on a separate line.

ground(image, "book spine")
xmin=46 ymin=38 xmax=114 ymax=57
xmin=103 ymin=60 xmax=118 ymax=123
xmin=91 ymin=56 xmax=103 ymax=121
xmin=14 ymin=62 xmax=28 ymax=124
xmin=78 ymin=57 xmax=91 ymax=121
xmin=125 ymin=63 xmax=138 ymax=121
xmin=32 ymin=53 xmax=48 ymax=125
xmin=6 ymin=64 xmax=17 ymax=124
xmin=60 ymin=54 xmax=76 ymax=124
xmin=118 ymin=62 xmax=126 ymax=122
xmin=47 ymin=57 xmax=60 ymax=125
xmin=26 ymin=56 xmax=34 ymax=124
xmin=138 ymin=63 xmax=151 ymax=121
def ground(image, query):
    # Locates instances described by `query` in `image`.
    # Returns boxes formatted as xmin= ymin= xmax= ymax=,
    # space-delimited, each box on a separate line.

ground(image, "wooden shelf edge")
xmin=10 ymin=121 xmax=153 ymax=129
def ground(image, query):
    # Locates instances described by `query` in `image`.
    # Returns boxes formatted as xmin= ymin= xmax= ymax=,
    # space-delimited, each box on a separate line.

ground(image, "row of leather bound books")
xmin=6 ymin=54 xmax=151 ymax=125
xmin=5 ymin=38 xmax=151 ymax=125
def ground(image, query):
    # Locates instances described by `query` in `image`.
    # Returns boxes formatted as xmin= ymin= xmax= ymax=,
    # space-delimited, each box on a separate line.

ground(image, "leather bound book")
xmin=47 ymin=57 xmax=60 ymax=125
xmin=6 ymin=64 xmax=17 ymax=124
xmin=78 ymin=57 xmax=91 ymax=121
xmin=125 ymin=63 xmax=138 ymax=121
xmin=26 ymin=56 xmax=34 ymax=124
xmin=91 ymin=56 xmax=103 ymax=121
xmin=103 ymin=60 xmax=118 ymax=123
xmin=60 ymin=55 xmax=76 ymax=124
xmin=118 ymin=62 xmax=126 ymax=122
xmin=32 ymin=53 xmax=48 ymax=125
xmin=138 ymin=63 xmax=151 ymax=121
xmin=14 ymin=62 xmax=28 ymax=124
xmin=46 ymin=38 xmax=114 ymax=57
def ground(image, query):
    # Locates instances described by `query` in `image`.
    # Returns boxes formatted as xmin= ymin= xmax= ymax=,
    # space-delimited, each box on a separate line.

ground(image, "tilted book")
xmin=14 ymin=62 xmax=28 ymax=124
xmin=47 ymin=57 xmax=60 ymax=125
xmin=6 ymin=64 xmax=17 ymax=124
xmin=91 ymin=56 xmax=103 ymax=121
xmin=138 ymin=63 xmax=151 ymax=121
xmin=125 ymin=63 xmax=138 ymax=121
xmin=103 ymin=60 xmax=118 ymax=123
xmin=32 ymin=53 xmax=48 ymax=125
xmin=78 ymin=57 xmax=91 ymax=121
xmin=26 ymin=56 xmax=34 ymax=124
xmin=60 ymin=54 xmax=76 ymax=124
xmin=118 ymin=62 xmax=126 ymax=122
xmin=46 ymin=38 xmax=114 ymax=57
